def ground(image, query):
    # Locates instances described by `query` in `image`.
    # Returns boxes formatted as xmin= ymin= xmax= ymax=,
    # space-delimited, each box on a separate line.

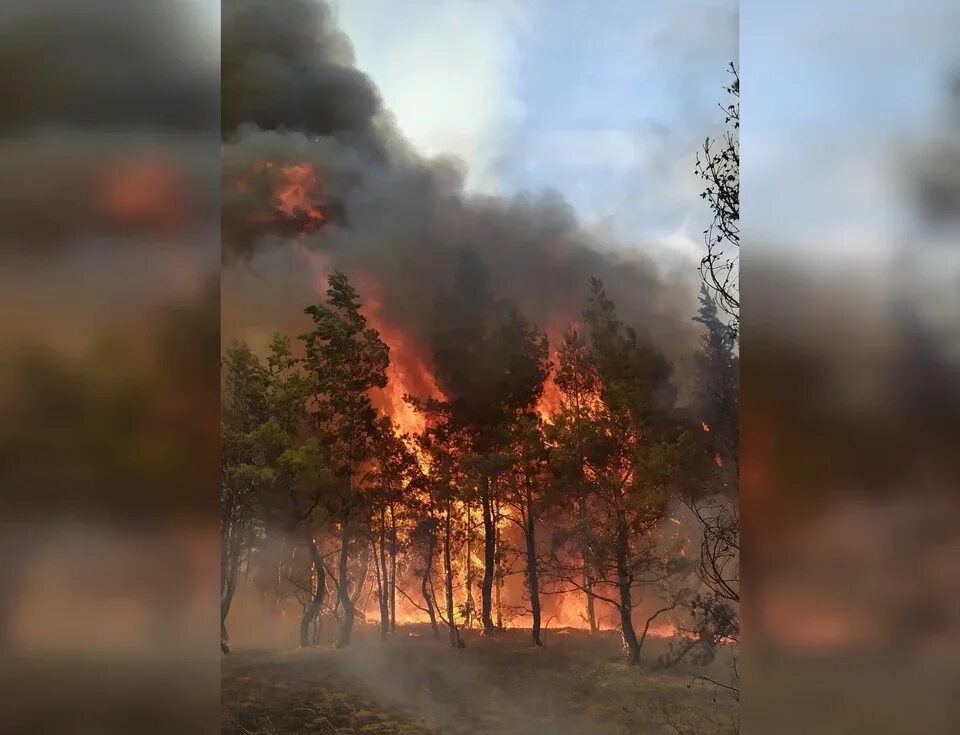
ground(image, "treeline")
xmin=221 ymin=253 xmax=737 ymax=665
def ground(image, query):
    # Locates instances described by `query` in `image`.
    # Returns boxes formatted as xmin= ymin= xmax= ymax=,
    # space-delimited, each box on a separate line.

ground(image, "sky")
xmin=332 ymin=0 xmax=738 ymax=268
xmin=742 ymin=0 xmax=960 ymax=257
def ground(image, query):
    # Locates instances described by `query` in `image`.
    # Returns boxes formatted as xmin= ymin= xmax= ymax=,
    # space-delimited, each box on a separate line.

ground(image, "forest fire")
xmin=366 ymin=599 xmax=680 ymax=638
xmin=213 ymin=3 xmax=747 ymax=733
xmin=248 ymin=257 xmax=704 ymax=644
xmin=220 ymin=10 xmax=739 ymax=728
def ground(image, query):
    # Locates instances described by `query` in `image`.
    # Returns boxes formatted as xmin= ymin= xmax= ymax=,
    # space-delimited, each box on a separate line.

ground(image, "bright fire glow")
xmin=275 ymin=163 xmax=326 ymax=232
xmin=236 ymin=160 xmax=326 ymax=234
xmin=356 ymin=280 xmax=443 ymax=440
xmin=291 ymin=259 xmax=690 ymax=637
xmin=536 ymin=348 xmax=563 ymax=422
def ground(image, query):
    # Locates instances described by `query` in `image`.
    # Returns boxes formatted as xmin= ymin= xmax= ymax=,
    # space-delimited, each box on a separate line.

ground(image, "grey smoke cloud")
xmin=222 ymin=0 xmax=701 ymax=369
xmin=0 ymin=0 xmax=217 ymax=133
xmin=223 ymin=0 xmax=384 ymax=148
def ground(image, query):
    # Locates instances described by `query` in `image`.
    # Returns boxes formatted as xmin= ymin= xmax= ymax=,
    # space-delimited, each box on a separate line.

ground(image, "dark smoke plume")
xmin=223 ymin=0 xmax=383 ymax=146
xmin=222 ymin=0 xmax=699 ymax=368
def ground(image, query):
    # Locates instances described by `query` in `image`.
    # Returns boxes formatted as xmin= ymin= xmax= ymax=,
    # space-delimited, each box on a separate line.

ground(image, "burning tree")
xmin=500 ymin=413 xmax=551 ymax=646
xmin=218 ymin=261 xmax=722 ymax=666
xmin=220 ymin=268 xmax=705 ymax=663
xmin=428 ymin=250 xmax=550 ymax=636
xmin=414 ymin=404 xmax=471 ymax=648
xmin=545 ymin=280 xmax=691 ymax=665
xmin=547 ymin=326 xmax=603 ymax=634
xmin=367 ymin=419 xmax=422 ymax=641
xmin=300 ymin=271 xmax=390 ymax=648
xmin=408 ymin=510 xmax=441 ymax=640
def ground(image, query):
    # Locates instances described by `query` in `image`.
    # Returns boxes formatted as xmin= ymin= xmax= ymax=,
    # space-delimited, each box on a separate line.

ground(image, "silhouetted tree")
xmin=430 ymin=250 xmax=549 ymax=635
xmin=696 ymin=62 xmax=739 ymax=337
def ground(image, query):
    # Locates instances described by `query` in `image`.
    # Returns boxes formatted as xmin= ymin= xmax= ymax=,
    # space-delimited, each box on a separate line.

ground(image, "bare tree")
xmin=696 ymin=62 xmax=740 ymax=336
xmin=664 ymin=61 xmax=741 ymax=701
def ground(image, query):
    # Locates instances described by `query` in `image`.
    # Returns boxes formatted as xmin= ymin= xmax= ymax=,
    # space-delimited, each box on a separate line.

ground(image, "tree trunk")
xmin=616 ymin=516 xmax=640 ymax=665
xmin=336 ymin=514 xmax=356 ymax=648
xmin=494 ymin=497 xmax=502 ymax=630
xmin=299 ymin=589 xmax=323 ymax=648
xmin=422 ymin=530 xmax=439 ymax=639
xmin=464 ymin=501 xmax=473 ymax=629
xmin=377 ymin=510 xmax=390 ymax=641
xmin=584 ymin=567 xmax=598 ymax=634
xmin=299 ymin=572 xmax=325 ymax=649
xmin=443 ymin=499 xmax=458 ymax=648
xmin=300 ymin=534 xmax=326 ymax=648
xmin=351 ymin=542 xmax=370 ymax=608
xmin=374 ymin=546 xmax=386 ymax=639
xmin=220 ymin=571 xmax=234 ymax=652
xmin=389 ymin=504 xmax=397 ymax=633
xmin=524 ymin=483 xmax=542 ymax=647
xmin=220 ymin=621 xmax=230 ymax=654
xmin=220 ymin=524 xmax=242 ymax=653
xmin=274 ymin=535 xmax=286 ymax=613
xmin=480 ymin=473 xmax=496 ymax=634
xmin=575 ymin=495 xmax=598 ymax=634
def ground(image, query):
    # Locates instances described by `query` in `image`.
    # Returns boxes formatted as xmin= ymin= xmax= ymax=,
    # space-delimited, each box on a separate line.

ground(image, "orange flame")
xmin=355 ymin=282 xmax=442 ymax=440
xmin=535 ymin=325 xmax=577 ymax=422
xmin=290 ymin=267 xmax=691 ymax=638
xmin=236 ymin=160 xmax=326 ymax=234
xmin=536 ymin=348 xmax=563 ymax=422
xmin=535 ymin=324 xmax=605 ymax=423
xmin=275 ymin=163 xmax=326 ymax=232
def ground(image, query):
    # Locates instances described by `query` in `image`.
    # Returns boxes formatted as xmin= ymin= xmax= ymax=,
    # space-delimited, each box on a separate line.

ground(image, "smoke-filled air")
xmin=220 ymin=1 xmax=739 ymax=733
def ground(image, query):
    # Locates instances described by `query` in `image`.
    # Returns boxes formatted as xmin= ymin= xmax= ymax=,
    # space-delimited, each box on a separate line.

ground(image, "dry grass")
xmin=222 ymin=625 xmax=737 ymax=735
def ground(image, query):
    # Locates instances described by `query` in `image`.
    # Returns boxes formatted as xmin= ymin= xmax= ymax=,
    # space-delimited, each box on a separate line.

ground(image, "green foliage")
xmin=222 ymin=344 xmax=275 ymax=505
xmin=584 ymin=278 xmax=676 ymax=430
xmin=223 ymin=342 xmax=269 ymax=435
xmin=431 ymin=250 xmax=550 ymax=449
xmin=580 ymin=279 xmax=685 ymax=505
xmin=265 ymin=333 xmax=309 ymax=437
xmin=546 ymin=279 xmax=691 ymax=610
xmin=301 ymin=271 xmax=389 ymax=472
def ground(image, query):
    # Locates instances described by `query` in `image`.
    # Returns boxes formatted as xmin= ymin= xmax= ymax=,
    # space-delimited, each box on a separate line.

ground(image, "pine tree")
xmin=300 ymin=271 xmax=389 ymax=648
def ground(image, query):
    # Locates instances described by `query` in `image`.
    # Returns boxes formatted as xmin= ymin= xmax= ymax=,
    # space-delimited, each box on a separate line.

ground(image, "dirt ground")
xmin=221 ymin=625 xmax=737 ymax=735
